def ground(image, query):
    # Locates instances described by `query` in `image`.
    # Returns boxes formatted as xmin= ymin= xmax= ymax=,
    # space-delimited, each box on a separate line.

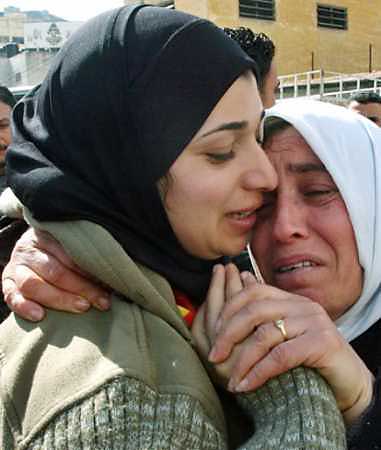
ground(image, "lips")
xmin=277 ymin=260 xmax=316 ymax=273
xmin=272 ymin=255 xmax=322 ymax=279
xmin=226 ymin=208 xmax=258 ymax=233
xmin=228 ymin=210 xmax=256 ymax=220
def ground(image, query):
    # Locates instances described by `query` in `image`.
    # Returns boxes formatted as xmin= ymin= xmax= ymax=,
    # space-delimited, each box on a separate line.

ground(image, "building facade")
xmin=174 ymin=0 xmax=381 ymax=76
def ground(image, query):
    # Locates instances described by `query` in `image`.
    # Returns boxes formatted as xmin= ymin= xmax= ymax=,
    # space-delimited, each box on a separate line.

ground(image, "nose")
xmin=242 ymin=142 xmax=278 ymax=193
xmin=272 ymin=193 xmax=309 ymax=243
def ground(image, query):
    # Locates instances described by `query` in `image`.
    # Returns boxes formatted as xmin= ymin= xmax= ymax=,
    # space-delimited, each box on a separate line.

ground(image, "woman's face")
xmin=164 ymin=72 xmax=278 ymax=260
xmin=251 ymin=126 xmax=363 ymax=320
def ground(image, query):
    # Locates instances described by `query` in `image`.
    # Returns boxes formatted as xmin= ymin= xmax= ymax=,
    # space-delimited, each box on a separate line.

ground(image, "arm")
xmin=2 ymin=228 xmax=111 ymax=321
xmin=1 ymin=377 xmax=226 ymax=450
xmin=347 ymin=370 xmax=381 ymax=450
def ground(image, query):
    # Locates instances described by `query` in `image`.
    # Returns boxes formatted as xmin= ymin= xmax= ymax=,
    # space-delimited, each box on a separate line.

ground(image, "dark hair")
xmin=223 ymin=27 xmax=275 ymax=89
xmin=0 ymin=86 xmax=16 ymax=108
xmin=263 ymin=116 xmax=291 ymax=143
xmin=349 ymin=91 xmax=381 ymax=105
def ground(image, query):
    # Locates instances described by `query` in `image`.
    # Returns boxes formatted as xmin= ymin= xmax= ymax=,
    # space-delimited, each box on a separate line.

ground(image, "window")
xmin=239 ymin=0 xmax=275 ymax=21
xmin=317 ymin=4 xmax=347 ymax=30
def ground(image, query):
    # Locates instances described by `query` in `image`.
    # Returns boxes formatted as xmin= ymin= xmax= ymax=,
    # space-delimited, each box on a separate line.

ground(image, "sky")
xmin=0 ymin=0 xmax=126 ymax=22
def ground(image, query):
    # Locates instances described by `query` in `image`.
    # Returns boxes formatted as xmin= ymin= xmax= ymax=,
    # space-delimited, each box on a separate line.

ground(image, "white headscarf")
xmin=265 ymin=99 xmax=381 ymax=342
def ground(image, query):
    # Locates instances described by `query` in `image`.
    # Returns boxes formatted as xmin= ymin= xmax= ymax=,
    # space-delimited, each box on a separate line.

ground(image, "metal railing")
xmin=277 ymin=69 xmax=381 ymax=101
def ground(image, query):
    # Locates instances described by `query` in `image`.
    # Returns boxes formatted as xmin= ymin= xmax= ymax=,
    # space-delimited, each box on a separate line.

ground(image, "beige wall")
xmin=175 ymin=0 xmax=381 ymax=75
xmin=0 ymin=13 xmax=25 ymax=42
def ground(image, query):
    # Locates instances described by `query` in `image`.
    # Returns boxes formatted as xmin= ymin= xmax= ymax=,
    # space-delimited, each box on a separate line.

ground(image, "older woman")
xmin=0 ymin=6 xmax=345 ymax=450
xmin=202 ymin=99 xmax=381 ymax=448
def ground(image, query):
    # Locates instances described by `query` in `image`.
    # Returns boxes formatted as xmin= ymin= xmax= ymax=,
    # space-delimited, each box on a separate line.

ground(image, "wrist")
xmin=342 ymin=370 xmax=374 ymax=425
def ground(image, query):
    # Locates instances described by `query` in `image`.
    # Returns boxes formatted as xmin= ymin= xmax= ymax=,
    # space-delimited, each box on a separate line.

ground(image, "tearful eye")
xmin=206 ymin=150 xmax=234 ymax=163
xmin=304 ymin=188 xmax=338 ymax=198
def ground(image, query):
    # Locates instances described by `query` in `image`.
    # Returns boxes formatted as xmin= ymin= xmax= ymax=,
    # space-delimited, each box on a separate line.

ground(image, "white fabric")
xmin=265 ymin=99 xmax=381 ymax=342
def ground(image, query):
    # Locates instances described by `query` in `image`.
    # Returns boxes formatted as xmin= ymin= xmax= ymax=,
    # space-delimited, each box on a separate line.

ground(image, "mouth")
xmin=276 ymin=260 xmax=317 ymax=274
xmin=228 ymin=210 xmax=256 ymax=220
xmin=226 ymin=209 xmax=258 ymax=234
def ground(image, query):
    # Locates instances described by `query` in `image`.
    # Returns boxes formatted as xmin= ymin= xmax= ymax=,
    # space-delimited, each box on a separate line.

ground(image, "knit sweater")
xmin=0 ymin=218 xmax=347 ymax=449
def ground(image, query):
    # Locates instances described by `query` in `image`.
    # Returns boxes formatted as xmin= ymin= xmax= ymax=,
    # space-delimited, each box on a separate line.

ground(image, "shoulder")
xmin=0 ymin=297 xmax=225 ymax=446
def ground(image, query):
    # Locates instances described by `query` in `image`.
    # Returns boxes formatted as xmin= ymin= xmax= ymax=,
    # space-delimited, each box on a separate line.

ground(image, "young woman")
xmin=0 ymin=6 xmax=345 ymax=449
xmin=199 ymin=99 xmax=381 ymax=448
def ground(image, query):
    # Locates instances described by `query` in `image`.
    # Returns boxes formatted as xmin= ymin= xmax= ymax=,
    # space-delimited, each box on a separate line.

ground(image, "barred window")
xmin=239 ymin=0 xmax=275 ymax=21
xmin=317 ymin=4 xmax=347 ymax=30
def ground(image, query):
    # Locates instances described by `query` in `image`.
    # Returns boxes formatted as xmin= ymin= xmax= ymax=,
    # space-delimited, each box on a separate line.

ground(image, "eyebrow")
xmin=201 ymin=110 xmax=265 ymax=138
xmin=288 ymin=162 xmax=327 ymax=174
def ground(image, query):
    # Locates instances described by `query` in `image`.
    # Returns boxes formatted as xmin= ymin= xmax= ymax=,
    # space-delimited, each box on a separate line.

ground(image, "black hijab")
xmin=7 ymin=5 xmax=258 ymax=302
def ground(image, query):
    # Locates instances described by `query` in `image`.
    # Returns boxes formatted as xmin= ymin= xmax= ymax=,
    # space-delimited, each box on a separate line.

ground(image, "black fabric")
xmin=6 ymin=5 xmax=258 ymax=302
xmin=347 ymin=319 xmax=381 ymax=449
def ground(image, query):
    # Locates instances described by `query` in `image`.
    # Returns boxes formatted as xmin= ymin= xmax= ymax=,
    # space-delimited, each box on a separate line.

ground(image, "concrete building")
xmin=174 ymin=0 xmax=381 ymax=75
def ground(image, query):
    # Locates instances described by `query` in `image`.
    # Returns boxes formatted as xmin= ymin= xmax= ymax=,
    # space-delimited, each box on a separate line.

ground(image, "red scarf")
xmin=173 ymin=288 xmax=197 ymax=328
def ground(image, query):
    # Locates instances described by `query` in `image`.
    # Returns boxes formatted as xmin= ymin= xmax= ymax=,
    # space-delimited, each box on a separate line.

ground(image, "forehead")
xmin=264 ymin=126 xmax=319 ymax=162
xmin=350 ymin=101 xmax=381 ymax=114
xmin=0 ymin=101 xmax=11 ymax=118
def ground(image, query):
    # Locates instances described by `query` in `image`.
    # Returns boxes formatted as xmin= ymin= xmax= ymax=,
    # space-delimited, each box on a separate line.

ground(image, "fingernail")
xmin=228 ymin=378 xmax=237 ymax=392
xmin=28 ymin=306 xmax=44 ymax=321
xmin=74 ymin=297 xmax=90 ymax=312
xmin=208 ymin=347 xmax=218 ymax=362
xmin=235 ymin=378 xmax=249 ymax=392
xmin=97 ymin=297 xmax=110 ymax=311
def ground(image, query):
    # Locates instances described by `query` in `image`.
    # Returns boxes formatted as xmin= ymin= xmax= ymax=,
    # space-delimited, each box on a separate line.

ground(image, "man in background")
xmin=0 ymin=86 xmax=16 ymax=190
xmin=347 ymin=91 xmax=381 ymax=127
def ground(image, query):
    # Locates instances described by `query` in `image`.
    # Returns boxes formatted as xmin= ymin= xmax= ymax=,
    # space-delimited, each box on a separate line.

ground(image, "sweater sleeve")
xmin=3 ymin=370 xmax=346 ymax=450
xmin=347 ymin=369 xmax=381 ymax=450
xmin=235 ymin=367 xmax=347 ymax=450
xmin=21 ymin=376 xmax=227 ymax=450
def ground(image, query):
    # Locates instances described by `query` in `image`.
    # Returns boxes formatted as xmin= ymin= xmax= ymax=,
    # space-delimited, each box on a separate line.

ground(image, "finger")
xmin=191 ymin=303 xmax=211 ymax=360
xmin=232 ymin=321 xmax=333 ymax=393
xmin=225 ymin=263 xmax=243 ymax=302
xmin=227 ymin=317 xmax=308 ymax=388
xmin=28 ymin=229 xmax=83 ymax=273
xmin=234 ymin=338 xmax=306 ymax=392
xmin=3 ymin=278 xmax=45 ymax=321
xmin=205 ymin=264 xmax=226 ymax=343
xmin=241 ymin=271 xmax=258 ymax=287
xmin=218 ymin=283 xmax=308 ymax=335
xmin=6 ymin=264 xmax=93 ymax=314
xmin=5 ymin=244 xmax=111 ymax=311
xmin=210 ymin=296 xmax=313 ymax=363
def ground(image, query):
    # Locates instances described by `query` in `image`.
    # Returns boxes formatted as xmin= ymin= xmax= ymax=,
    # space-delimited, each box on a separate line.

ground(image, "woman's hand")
xmin=2 ymin=228 xmax=111 ymax=321
xmin=192 ymin=263 xmax=247 ymax=387
xmin=194 ymin=264 xmax=374 ymax=424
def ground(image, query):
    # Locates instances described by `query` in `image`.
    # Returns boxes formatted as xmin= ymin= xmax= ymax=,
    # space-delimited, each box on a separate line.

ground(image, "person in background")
xmin=0 ymin=6 xmax=346 ymax=448
xmin=347 ymin=91 xmax=381 ymax=127
xmin=0 ymin=86 xmax=23 ymax=322
xmin=0 ymin=86 xmax=16 ymax=190
xmin=224 ymin=27 xmax=278 ymax=108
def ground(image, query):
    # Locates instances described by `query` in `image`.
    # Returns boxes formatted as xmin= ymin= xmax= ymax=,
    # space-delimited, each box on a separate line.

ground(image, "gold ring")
xmin=274 ymin=319 xmax=288 ymax=340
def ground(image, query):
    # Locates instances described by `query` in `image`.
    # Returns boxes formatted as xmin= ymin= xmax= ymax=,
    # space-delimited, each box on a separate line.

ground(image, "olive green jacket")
xmin=0 ymin=218 xmax=347 ymax=449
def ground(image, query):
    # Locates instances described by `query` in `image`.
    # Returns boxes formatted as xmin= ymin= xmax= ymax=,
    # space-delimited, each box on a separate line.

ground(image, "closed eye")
xmin=206 ymin=150 xmax=234 ymax=163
